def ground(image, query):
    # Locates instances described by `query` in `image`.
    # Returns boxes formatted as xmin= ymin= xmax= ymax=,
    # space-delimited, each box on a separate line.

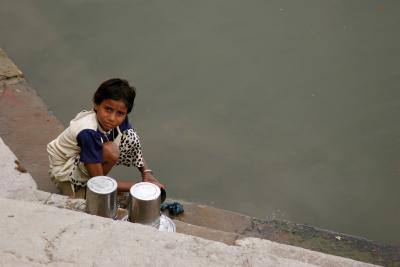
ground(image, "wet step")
xmin=164 ymin=199 xmax=252 ymax=234
xmin=166 ymin=199 xmax=399 ymax=267
xmin=173 ymin=220 xmax=241 ymax=245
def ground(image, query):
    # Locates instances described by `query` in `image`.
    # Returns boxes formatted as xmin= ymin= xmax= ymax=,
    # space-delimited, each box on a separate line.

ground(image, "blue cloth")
xmin=161 ymin=202 xmax=184 ymax=215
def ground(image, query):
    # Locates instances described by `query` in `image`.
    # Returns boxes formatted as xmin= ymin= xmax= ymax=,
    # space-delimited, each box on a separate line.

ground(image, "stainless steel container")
xmin=86 ymin=176 xmax=118 ymax=218
xmin=129 ymin=182 xmax=161 ymax=225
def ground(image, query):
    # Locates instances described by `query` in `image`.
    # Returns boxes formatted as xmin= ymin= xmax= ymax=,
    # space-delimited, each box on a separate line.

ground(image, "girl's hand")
xmin=142 ymin=171 xmax=165 ymax=190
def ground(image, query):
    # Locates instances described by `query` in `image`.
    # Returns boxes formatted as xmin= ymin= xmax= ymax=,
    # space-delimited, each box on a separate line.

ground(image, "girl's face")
xmin=95 ymin=99 xmax=128 ymax=132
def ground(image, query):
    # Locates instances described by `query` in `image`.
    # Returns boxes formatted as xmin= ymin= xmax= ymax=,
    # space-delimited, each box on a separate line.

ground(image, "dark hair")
xmin=93 ymin=78 xmax=136 ymax=113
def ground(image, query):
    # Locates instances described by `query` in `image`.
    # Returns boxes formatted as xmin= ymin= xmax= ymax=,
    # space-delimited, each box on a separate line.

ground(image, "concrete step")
xmin=173 ymin=219 xmax=241 ymax=245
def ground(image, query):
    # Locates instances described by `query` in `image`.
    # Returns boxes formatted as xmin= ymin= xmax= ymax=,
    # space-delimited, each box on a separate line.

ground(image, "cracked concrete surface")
xmin=0 ymin=198 xmax=379 ymax=267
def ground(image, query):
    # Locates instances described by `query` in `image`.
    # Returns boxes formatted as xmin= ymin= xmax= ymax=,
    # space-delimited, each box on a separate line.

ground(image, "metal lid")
xmin=130 ymin=182 xmax=161 ymax=201
xmin=87 ymin=176 xmax=117 ymax=194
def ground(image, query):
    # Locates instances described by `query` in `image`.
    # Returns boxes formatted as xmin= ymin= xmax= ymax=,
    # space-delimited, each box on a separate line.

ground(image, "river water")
xmin=1 ymin=0 xmax=399 ymax=244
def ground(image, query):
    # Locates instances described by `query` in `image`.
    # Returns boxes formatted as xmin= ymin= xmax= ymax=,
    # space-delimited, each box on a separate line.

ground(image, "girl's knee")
xmin=103 ymin=142 xmax=120 ymax=163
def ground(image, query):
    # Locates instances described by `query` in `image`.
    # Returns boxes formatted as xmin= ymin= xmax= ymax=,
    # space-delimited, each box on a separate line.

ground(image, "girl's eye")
xmin=106 ymin=107 xmax=113 ymax=112
xmin=117 ymin=112 xmax=125 ymax=116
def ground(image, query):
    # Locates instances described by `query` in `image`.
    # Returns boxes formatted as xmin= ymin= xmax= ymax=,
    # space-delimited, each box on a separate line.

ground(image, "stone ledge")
xmin=0 ymin=78 xmax=62 ymax=193
xmin=0 ymin=48 xmax=23 ymax=80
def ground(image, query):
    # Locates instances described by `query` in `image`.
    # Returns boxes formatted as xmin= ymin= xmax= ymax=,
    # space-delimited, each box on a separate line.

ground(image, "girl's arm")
xmin=137 ymin=159 xmax=165 ymax=190
xmin=116 ymin=160 xmax=166 ymax=200
xmin=85 ymin=162 xmax=104 ymax=177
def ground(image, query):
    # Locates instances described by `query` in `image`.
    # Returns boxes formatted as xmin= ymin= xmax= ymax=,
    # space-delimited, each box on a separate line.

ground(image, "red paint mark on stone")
xmin=1 ymin=89 xmax=23 ymax=106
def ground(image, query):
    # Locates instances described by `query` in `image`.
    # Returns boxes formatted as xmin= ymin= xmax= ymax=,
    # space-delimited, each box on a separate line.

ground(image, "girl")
xmin=47 ymin=78 xmax=164 ymax=198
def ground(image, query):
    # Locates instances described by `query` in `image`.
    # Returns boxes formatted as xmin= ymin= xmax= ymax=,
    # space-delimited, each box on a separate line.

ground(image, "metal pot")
xmin=129 ymin=182 xmax=161 ymax=225
xmin=86 ymin=176 xmax=118 ymax=218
